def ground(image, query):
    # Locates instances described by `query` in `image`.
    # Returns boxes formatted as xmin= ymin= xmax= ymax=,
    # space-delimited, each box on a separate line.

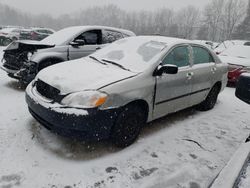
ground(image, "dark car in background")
xmin=19 ymin=28 xmax=55 ymax=41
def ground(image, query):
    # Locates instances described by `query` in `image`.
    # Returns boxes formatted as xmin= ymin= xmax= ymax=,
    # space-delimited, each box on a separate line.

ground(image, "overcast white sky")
xmin=0 ymin=0 xmax=212 ymax=17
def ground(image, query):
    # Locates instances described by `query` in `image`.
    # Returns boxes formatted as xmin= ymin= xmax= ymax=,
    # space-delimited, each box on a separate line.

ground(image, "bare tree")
xmin=201 ymin=0 xmax=246 ymax=41
xmin=202 ymin=0 xmax=225 ymax=41
xmin=175 ymin=6 xmax=200 ymax=39
xmin=233 ymin=0 xmax=250 ymax=39
xmin=221 ymin=0 xmax=246 ymax=40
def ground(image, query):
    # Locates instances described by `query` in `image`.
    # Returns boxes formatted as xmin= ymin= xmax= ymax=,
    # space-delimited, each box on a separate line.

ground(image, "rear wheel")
xmin=197 ymin=84 xmax=220 ymax=111
xmin=110 ymin=104 xmax=146 ymax=148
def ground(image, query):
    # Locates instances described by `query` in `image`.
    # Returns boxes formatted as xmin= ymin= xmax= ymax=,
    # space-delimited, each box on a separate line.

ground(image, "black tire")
xmin=246 ymin=135 xmax=250 ymax=143
xmin=197 ymin=85 xmax=220 ymax=111
xmin=110 ymin=104 xmax=146 ymax=148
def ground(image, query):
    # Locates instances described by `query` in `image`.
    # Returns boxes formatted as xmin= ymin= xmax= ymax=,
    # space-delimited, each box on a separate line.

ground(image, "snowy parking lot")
xmin=0 ymin=47 xmax=250 ymax=188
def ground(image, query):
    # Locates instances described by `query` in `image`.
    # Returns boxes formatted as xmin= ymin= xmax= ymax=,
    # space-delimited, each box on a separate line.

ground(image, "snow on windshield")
xmin=94 ymin=37 xmax=167 ymax=72
xmin=220 ymin=45 xmax=250 ymax=59
xmin=41 ymin=27 xmax=83 ymax=45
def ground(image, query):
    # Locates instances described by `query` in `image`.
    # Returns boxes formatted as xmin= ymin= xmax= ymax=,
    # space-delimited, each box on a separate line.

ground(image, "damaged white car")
xmin=1 ymin=25 xmax=135 ymax=84
xmin=26 ymin=36 xmax=228 ymax=147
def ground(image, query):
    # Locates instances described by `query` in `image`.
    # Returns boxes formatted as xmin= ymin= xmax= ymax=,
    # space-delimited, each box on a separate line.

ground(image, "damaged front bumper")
xmin=0 ymin=64 xmax=19 ymax=74
xmin=25 ymin=83 xmax=120 ymax=141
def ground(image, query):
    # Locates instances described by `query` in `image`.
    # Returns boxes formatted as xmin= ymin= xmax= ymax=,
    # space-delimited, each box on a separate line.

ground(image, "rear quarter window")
xmin=192 ymin=46 xmax=215 ymax=64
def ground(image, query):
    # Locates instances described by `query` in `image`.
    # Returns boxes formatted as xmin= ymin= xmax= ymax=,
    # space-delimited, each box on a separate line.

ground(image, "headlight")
xmin=27 ymin=52 xmax=33 ymax=61
xmin=61 ymin=91 xmax=107 ymax=108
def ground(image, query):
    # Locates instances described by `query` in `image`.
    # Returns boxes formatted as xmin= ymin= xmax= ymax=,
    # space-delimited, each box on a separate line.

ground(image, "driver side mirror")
xmin=153 ymin=64 xmax=178 ymax=76
xmin=70 ymin=39 xmax=86 ymax=47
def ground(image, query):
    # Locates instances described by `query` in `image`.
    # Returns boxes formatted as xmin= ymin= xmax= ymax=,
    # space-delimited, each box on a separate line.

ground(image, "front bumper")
xmin=26 ymin=84 xmax=120 ymax=141
xmin=0 ymin=64 xmax=19 ymax=74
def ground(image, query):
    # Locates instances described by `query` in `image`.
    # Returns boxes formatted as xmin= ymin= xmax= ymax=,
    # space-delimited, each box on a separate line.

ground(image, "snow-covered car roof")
xmin=41 ymin=25 xmax=135 ymax=46
xmin=220 ymin=45 xmax=250 ymax=59
xmin=92 ymin=36 xmax=190 ymax=72
xmin=219 ymin=45 xmax=250 ymax=67
xmin=214 ymin=40 xmax=250 ymax=53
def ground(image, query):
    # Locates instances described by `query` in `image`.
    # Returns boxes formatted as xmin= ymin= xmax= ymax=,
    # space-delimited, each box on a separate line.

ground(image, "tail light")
xmin=228 ymin=64 xmax=248 ymax=81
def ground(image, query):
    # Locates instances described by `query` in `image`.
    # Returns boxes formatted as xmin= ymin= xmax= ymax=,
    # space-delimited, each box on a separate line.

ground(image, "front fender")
xmin=99 ymin=74 xmax=155 ymax=122
xmin=31 ymin=51 xmax=67 ymax=64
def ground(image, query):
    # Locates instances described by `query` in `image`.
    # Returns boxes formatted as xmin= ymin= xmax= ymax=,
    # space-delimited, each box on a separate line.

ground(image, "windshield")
xmin=41 ymin=27 xmax=83 ymax=45
xmin=93 ymin=37 xmax=167 ymax=72
xmin=220 ymin=45 xmax=250 ymax=59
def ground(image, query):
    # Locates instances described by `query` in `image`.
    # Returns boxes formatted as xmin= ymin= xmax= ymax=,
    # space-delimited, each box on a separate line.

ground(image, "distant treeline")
xmin=0 ymin=0 xmax=250 ymax=41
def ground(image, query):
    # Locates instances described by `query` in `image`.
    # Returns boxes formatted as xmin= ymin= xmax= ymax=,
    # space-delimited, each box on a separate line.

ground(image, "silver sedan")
xmin=26 ymin=36 xmax=228 ymax=147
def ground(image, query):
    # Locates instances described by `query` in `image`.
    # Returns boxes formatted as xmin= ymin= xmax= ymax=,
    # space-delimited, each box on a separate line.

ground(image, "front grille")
xmin=36 ymin=79 xmax=60 ymax=100
xmin=3 ymin=63 xmax=19 ymax=70
xmin=3 ymin=52 xmax=26 ymax=70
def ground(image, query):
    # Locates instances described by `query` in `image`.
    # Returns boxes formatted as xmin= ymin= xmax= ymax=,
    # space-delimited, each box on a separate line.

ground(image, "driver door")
xmin=153 ymin=45 xmax=193 ymax=119
xmin=68 ymin=29 xmax=102 ymax=60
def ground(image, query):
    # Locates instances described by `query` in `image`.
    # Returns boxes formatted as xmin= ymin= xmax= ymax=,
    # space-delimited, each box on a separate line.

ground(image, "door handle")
xmin=96 ymin=47 xmax=102 ymax=50
xmin=211 ymin=67 xmax=217 ymax=73
xmin=186 ymin=72 xmax=194 ymax=79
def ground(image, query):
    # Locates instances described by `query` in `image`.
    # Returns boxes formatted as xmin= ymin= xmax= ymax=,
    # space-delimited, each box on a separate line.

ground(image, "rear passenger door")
xmin=68 ymin=29 xmax=102 ymax=60
xmin=190 ymin=45 xmax=217 ymax=105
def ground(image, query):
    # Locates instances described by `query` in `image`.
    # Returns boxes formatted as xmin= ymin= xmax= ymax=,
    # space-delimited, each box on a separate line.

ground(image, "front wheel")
xmin=197 ymin=85 xmax=220 ymax=111
xmin=110 ymin=104 xmax=146 ymax=148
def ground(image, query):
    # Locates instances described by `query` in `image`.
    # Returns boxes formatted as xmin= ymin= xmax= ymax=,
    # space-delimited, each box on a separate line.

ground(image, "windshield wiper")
xmin=237 ymin=56 xmax=246 ymax=59
xmin=101 ymin=59 xmax=132 ymax=72
xmin=89 ymin=56 xmax=107 ymax=65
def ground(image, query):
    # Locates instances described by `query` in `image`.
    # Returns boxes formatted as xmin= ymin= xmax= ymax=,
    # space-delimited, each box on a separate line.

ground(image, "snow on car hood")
xmin=5 ymin=40 xmax=54 ymax=51
xmin=219 ymin=55 xmax=250 ymax=67
xmin=36 ymin=57 xmax=139 ymax=94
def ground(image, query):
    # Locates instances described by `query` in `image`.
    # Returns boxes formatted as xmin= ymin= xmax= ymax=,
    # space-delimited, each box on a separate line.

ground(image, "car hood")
xmin=4 ymin=40 xmax=54 ymax=52
xmin=36 ymin=57 xmax=140 ymax=94
xmin=219 ymin=55 xmax=250 ymax=67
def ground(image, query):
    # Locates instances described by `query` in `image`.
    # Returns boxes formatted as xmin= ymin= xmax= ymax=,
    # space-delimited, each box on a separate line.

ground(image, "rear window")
xmin=192 ymin=46 xmax=214 ymax=64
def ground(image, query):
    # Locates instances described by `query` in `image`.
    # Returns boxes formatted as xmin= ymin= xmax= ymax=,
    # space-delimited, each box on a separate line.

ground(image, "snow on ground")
xmin=0 ymin=47 xmax=250 ymax=188
xmin=0 ymin=47 xmax=4 ymax=59
xmin=239 ymin=161 xmax=250 ymax=188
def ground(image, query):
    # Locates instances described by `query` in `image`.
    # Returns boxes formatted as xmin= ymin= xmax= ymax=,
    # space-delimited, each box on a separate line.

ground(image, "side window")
xmin=192 ymin=46 xmax=215 ymax=64
xmin=46 ymin=30 xmax=54 ymax=34
xmin=162 ymin=46 xmax=190 ymax=67
xmin=102 ymin=30 xmax=124 ymax=44
xmin=74 ymin=30 xmax=101 ymax=45
xmin=38 ymin=30 xmax=47 ymax=34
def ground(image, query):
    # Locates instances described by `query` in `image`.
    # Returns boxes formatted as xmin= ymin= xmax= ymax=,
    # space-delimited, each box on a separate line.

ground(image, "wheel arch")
xmin=213 ymin=81 xmax=222 ymax=91
xmin=124 ymin=99 xmax=149 ymax=122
